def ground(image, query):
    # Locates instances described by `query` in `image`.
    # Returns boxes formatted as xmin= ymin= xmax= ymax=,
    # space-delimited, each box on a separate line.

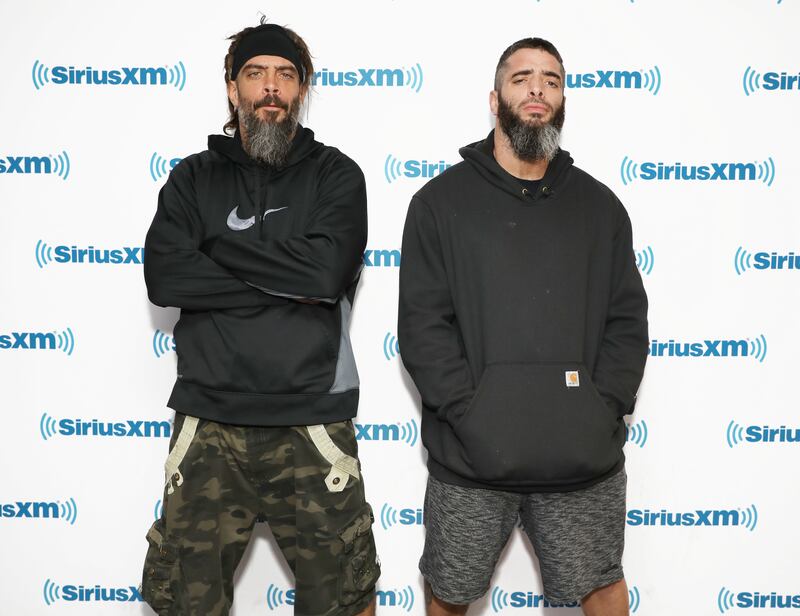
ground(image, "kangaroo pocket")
xmin=175 ymin=303 xmax=339 ymax=393
xmin=454 ymin=362 xmax=622 ymax=485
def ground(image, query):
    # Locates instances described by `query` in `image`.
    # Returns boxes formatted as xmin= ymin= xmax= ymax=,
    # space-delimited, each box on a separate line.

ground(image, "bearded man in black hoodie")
xmin=140 ymin=21 xmax=379 ymax=616
xmin=399 ymin=38 xmax=648 ymax=616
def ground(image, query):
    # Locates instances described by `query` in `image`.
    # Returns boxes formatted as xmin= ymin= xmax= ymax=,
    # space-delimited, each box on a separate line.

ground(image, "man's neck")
xmin=493 ymin=127 xmax=549 ymax=181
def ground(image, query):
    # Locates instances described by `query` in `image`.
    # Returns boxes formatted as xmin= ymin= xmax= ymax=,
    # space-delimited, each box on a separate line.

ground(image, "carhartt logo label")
xmin=227 ymin=206 xmax=254 ymax=231
xmin=565 ymin=371 xmax=580 ymax=387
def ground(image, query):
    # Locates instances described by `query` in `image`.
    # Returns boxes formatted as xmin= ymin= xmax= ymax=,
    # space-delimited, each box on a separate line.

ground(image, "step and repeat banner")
xmin=1 ymin=1 xmax=798 ymax=614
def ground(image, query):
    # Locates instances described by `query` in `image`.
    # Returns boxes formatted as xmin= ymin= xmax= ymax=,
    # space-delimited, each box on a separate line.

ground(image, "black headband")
xmin=231 ymin=24 xmax=305 ymax=83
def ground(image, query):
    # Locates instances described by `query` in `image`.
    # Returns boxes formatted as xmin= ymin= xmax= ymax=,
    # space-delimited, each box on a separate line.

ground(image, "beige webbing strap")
xmin=164 ymin=415 xmax=199 ymax=495
xmin=306 ymin=424 xmax=360 ymax=493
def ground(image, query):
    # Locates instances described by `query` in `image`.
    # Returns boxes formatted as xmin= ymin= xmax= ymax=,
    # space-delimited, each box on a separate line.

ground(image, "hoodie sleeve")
xmin=144 ymin=161 xmax=289 ymax=310
xmin=398 ymin=196 xmax=476 ymax=423
xmin=592 ymin=204 xmax=649 ymax=416
xmin=202 ymin=156 xmax=367 ymax=303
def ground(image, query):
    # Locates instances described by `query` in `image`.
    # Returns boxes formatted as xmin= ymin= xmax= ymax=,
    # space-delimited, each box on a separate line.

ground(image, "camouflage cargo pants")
xmin=140 ymin=414 xmax=380 ymax=615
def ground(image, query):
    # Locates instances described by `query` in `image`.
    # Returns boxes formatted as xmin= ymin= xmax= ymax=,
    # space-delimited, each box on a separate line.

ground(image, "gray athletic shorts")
xmin=419 ymin=469 xmax=626 ymax=605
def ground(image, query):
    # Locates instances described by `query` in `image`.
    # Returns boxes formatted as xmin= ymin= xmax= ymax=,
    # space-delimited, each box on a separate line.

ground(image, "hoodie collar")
xmin=208 ymin=124 xmax=320 ymax=171
xmin=459 ymin=129 xmax=573 ymax=202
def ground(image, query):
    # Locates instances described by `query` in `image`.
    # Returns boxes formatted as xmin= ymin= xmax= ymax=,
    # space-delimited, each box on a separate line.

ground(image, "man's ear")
xmin=227 ymin=80 xmax=239 ymax=109
xmin=489 ymin=89 xmax=499 ymax=117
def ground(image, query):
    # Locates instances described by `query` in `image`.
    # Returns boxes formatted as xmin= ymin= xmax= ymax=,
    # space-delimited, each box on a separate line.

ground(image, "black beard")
xmin=496 ymin=94 xmax=565 ymax=162
xmin=238 ymin=94 xmax=300 ymax=168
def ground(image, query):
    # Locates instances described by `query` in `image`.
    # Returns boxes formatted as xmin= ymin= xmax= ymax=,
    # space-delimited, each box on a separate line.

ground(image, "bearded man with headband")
xmin=140 ymin=21 xmax=379 ymax=616
xmin=399 ymin=38 xmax=649 ymax=615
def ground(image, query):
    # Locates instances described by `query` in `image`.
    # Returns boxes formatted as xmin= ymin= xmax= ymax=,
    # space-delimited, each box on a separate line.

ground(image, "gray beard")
xmin=497 ymin=95 xmax=562 ymax=162
xmin=238 ymin=103 xmax=298 ymax=168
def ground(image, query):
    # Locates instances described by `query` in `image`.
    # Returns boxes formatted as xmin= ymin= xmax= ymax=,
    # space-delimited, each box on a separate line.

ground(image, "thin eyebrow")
xmin=242 ymin=63 xmax=298 ymax=75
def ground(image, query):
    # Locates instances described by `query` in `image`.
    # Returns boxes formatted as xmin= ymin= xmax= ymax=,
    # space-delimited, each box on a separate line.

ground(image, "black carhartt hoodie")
xmin=398 ymin=131 xmax=648 ymax=492
xmin=144 ymin=127 xmax=367 ymax=426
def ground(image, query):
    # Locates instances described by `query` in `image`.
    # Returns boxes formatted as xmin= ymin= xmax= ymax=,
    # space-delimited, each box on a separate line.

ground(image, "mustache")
xmin=519 ymin=97 xmax=552 ymax=112
xmin=254 ymin=95 xmax=288 ymax=111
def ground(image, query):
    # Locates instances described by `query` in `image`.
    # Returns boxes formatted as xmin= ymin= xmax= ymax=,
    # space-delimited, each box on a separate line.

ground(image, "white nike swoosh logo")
xmin=263 ymin=206 xmax=288 ymax=219
xmin=226 ymin=206 xmax=255 ymax=231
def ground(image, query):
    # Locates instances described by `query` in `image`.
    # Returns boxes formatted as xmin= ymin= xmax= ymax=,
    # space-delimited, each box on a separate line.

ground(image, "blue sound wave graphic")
xmin=629 ymin=585 xmax=641 ymax=613
xmin=167 ymin=61 xmax=187 ymax=91
xmin=58 ymin=498 xmax=78 ymax=525
xmin=739 ymin=504 xmax=758 ymax=531
xmin=400 ymin=419 xmax=418 ymax=447
xmin=32 ymin=60 xmax=51 ymax=90
xmin=718 ymin=586 xmax=736 ymax=613
xmin=748 ymin=334 xmax=768 ymax=363
xmin=734 ymin=246 xmax=753 ymax=275
xmin=35 ymin=240 xmax=54 ymax=268
xmin=266 ymin=583 xmax=287 ymax=610
xmin=635 ymin=246 xmax=655 ymax=275
xmin=742 ymin=66 xmax=762 ymax=96
xmin=154 ymin=499 xmax=163 ymax=521
xmin=756 ymin=157 xmax=776 ymax=186
xmin=40 ymin=412 xmax=58 ymax=441
xmin=383 ymin=332 xmax=400 ymax=360
xmin=50 ymin=151 xmax=71 ymax=180
xmin=43 ymin=578 xmax=61 ymax=605
xmin=404 ymin=64 xmax=424 ymax=93
xmin=491 ymin=586 xmax=510 ymax=612
xmin=153 ymin=329 xmax=176 ymax=358
xmin=57 ymin=328 xmax=75 ymax=356
xmin=380 ymin=503 xmax=398 ymax=530
xmin=620 ymin=156 xmax=639 ymax=186
xmin=641 ymin=65 xmax=662 ymax=95
xmin=150 ymin=152 xmax=171 ymax=181
xmin=384 ymin=155 xmax=403 ymax=183
xmin=726 ymin=420 xmax=745 ymax=448
xmin=625 ymin=420 xmax=648 ymax=448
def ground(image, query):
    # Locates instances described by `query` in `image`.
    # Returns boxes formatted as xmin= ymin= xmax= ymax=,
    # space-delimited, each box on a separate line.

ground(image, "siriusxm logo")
xmin=379 ymin=503 xmax=423 ymax=530
xmin=40 ymin=412 xmax=170 ymax=440
xmin=742 ymin=66 xmax=800 ymax=96
xmin=734 ymin=247 xmax=800 ymax=274
xmin=363 ymin=249 xmax=401 ymax=267
xmin=150 ymin=152 xmax=183 ymax=181
xmin=0 ymin=151 xmax=70 ymax=179
xmin=383 ymin=332 xmax=400 ymax=360
xmin=566 ymin=66 xmax=661 ymax=95
xmin=627 ymin=504 xmax=758 ymax=531
xmin=384 ymin=155 xmax=454 ymax=183
xmin=719 ymin=587 xmax=800 ymax=612
xmin=635 ymin=246 xmax=654 ymax=276
xmin=312 ymin=64 xmax=423 ymax=92
xmin=354 ymin=420 xmax=418 ymax=447
xmin=620 ymin=156 xmax=776 ymax=186
xmin=266 ymin=584 xmax=295 ymax=609
xmin=648 ymin=335 xmax=767 ymax=362
xmin=625 ymin=420 xmax=648 ymax=448
xmin=1 ymin=498 xmax=77 ymax=525
xmin=35 ymin=240 xmax=142 ymax=268
xmin=0 ymin=328 xmax=74 ymax=355
xmin=153 ymin=329 xmax=176 ymax=358
xmin=32 ymin=60 xmax=186 ymax=90
xmin=727 ymin=420 xmax=800 ymax=447
xmin=42 ymin=579 xmax=142 ymax=605
xmin=490 ymin=586 xmax=641 ymax=612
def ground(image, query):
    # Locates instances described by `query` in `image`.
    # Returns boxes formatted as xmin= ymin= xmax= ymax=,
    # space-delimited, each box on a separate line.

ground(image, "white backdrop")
xmin=1 ymin=1 xmax=799 ymax=614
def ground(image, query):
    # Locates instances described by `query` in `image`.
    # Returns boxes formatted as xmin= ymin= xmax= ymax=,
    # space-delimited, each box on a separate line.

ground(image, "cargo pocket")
xmin=338 ymin=504 xmax=381 ymax=606
xmin=140 ymin=519 xmax=179 ymax=615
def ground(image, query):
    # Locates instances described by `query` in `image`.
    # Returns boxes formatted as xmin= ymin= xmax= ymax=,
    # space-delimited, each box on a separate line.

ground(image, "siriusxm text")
xmin=0 ymin=156 xmax=54 ymax=174
xmin=0 ymin=501 xmax=59 ymax=519
xmin=48 ymin=245 xmax=143 ymax=265
xmin=566 ymin=70 xmax=644 ymax=89
xmin=743 ymin=425 xmax=800 ymax=443
xmin=751 ymin=252 xmax=800 ymax=270
xmin=627 ymin=508 xmax=741 ymax=527
xmin=56 ymin=419 xmax=171 ymax=438
xmin=736 ymin=592 xmax=800 ymax=609
xmin=60 ymin=585 xmax=142 ymax=602
xmin=638 ymin=162 xmax=759 ymax=181
xmin=761 ymin=72 xmax=800 ymax=91
xmin=363 ymin=250 xmax=400 ymax=267
xmin=313 ymin=68 xmax=404 ymax=87
xmin=50 ymin=66 xmax=168 ymax=86
xmin=649 ymin=339 xmax=748 ymax=357
xmin=355 ymin=423 xmax=404 ymax=440
xmin=0 ymin=332 xmax=56 ymax=350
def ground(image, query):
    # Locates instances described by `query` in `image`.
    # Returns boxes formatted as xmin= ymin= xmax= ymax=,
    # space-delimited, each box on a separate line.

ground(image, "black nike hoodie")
xmin=398 ymin=131 xmax=649 ymax=492
xmin=144 ymin=127 xmax=367 ymax=426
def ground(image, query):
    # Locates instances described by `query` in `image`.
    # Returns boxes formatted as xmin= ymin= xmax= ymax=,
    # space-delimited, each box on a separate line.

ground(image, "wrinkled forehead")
xmin=503 ymin=47 xmax=564 ymax=78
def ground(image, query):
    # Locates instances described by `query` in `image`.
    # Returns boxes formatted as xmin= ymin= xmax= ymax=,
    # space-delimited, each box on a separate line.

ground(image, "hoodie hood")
xmin=459 ymin=129 xmax=574 ymax=202
xmin=207 ymin=124 xmax=322 ymax=172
